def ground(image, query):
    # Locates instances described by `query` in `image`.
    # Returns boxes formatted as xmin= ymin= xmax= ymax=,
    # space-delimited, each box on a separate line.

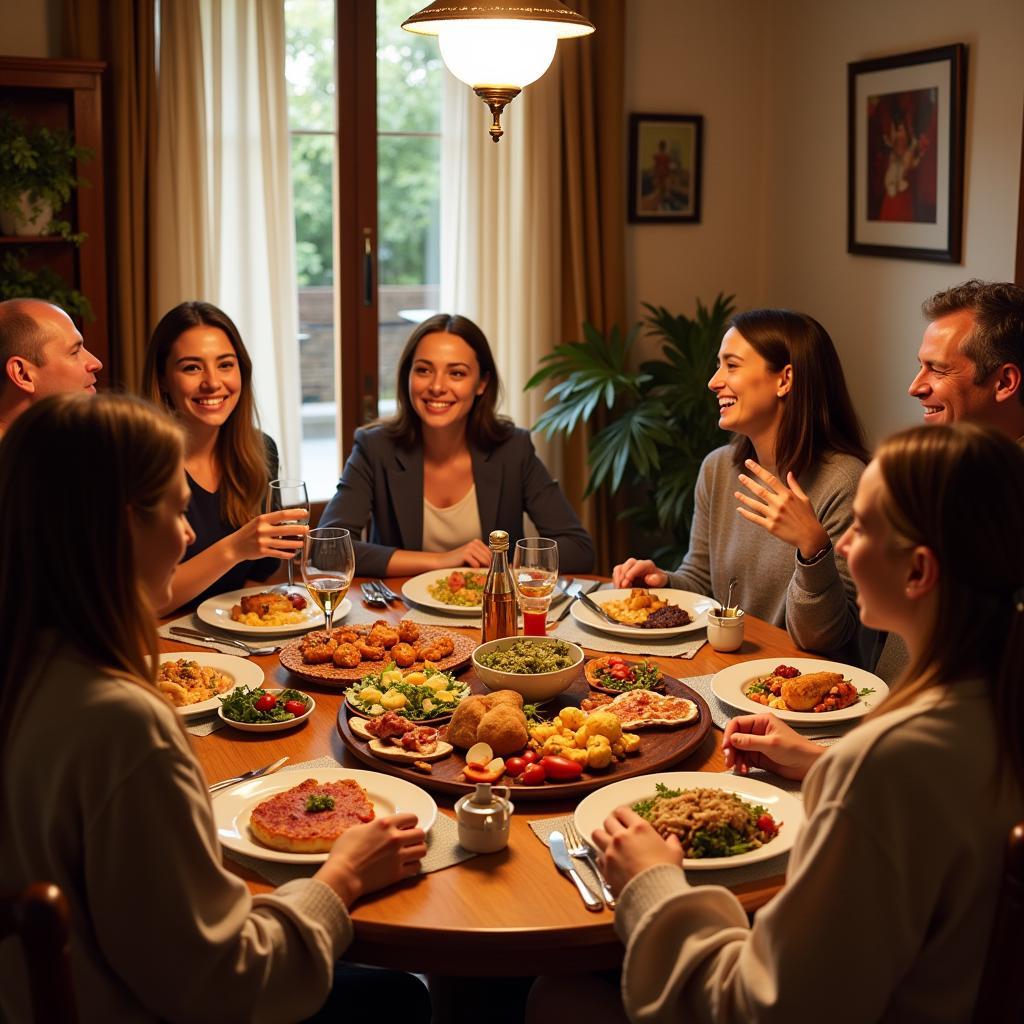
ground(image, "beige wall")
xmin=626 ymin=0 xmax=1024 ymax=444
xmin=0 ymin=0 xmax=60 ymax=57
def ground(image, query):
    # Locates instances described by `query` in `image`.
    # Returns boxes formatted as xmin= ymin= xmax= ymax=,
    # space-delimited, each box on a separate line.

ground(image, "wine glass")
xmin=301 ymin=527 xmax=354 ymax=632
xmin=513 ymin=537 xmax=558 ymax=636
xmin=267 ymin=478 xmax=310 ymax=591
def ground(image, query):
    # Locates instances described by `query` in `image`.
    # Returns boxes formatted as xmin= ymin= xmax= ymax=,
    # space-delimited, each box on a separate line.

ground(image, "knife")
xmin=576 ymin=589 xmax=644 ymax=629
xmin=208 ymin=756 xmax=289 ymax=794
xmin=552 ymin=579 xmax=601 ymax=625
xmin=549 ymin=831 xmax=603 ymax=912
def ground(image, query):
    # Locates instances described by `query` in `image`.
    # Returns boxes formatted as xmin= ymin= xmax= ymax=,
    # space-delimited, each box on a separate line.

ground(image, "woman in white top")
xmin=320 ymin=313 xmax=594 ymax=577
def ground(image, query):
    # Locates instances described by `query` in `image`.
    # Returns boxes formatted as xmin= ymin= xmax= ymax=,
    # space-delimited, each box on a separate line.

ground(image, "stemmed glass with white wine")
xmin=513 ymin=537 xmax=558 ymax=636
xmin=267 ymin=478 xmax=309 ymax=591
xmin=302 ymin=527 xmax=354 ymax=632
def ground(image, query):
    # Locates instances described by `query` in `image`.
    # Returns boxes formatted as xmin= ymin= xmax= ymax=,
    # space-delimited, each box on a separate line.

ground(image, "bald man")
xmin=0 ymin=299 xmax=103 ymax=435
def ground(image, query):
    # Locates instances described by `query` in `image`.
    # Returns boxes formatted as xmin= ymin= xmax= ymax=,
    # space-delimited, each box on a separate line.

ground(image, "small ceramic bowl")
xmin=472 ymin=637 xmax=584 ymax=701
xmin=217 ymin=688 xmax=316 ymax=733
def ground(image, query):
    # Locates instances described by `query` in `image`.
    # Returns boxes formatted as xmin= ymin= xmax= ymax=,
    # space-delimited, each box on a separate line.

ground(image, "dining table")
xmin=167 ymin=578 xmax=811 ymax=978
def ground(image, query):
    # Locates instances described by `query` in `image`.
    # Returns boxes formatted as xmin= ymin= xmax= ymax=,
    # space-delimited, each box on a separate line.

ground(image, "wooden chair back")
xmin=972 ymin=821 xmax=1024 ymax=1023
xmin=0 ymin=882 xmax=78 ymax=1024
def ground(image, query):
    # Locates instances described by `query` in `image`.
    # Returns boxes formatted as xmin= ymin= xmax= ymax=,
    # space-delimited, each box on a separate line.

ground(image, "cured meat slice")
xmin=249 ymin=778 xmax=374 ymax=853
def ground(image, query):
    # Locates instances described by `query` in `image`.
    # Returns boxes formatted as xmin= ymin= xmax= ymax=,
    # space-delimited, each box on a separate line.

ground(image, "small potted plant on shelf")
xmin=0 ymin=250 xmax=93 ymax=321
xmin=0 ymin=112 xmax=91 ymax=240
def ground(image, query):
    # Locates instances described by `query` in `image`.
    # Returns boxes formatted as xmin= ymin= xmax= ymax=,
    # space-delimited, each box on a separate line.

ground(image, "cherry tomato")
xmin=539 ymin=755 xmax=584 ymax=781
xmin=254 ymin=692 xmax=277 ymax=712
xmin=283 ymin=699 xmax=308 ymax=717
xmin=519 ymin=749 xmax=540 ymax=764
xmin=610 ymin=666 xmax=632 ymax=680
xmin=519 ymin=763 xmax=547 ymax=785
xmin=756 ymin=813 xmax=778 ymax=835
xmin=505 ymin=756 xmax=528 ymax=778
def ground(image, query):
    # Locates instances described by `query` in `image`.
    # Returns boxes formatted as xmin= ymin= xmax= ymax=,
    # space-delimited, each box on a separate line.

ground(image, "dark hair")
xmin=382 ymin=313 xmax=513 ymax=449
xmin=0 ymin=298 xmax=56 ymax=367
xmin=922 ymin=280 xmax=1024 ymax=404
xmin=872 ymin=423 xmax=1024 ymax=785
xmin=142 ymin=301 xmax=268 ymax=529
xmin=728 ymin=308 xmax=868 ymax=478
xmin=0 ymin=394 xmax=185 ymax=762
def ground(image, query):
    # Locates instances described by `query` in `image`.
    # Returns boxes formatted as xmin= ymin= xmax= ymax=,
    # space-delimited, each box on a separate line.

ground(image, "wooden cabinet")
xmin=0 ymin=56 xmax=109 ymax=381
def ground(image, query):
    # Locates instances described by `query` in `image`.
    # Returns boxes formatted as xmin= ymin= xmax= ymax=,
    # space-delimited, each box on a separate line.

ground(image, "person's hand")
xmin=722 ymin=713 xmax=824 ymax=782
xmin=612 ymin=558 xmax=669 ymax=590
xmin=227 ymin=508 xmax=309 ymax=563
xmin=437 ymin=539 xmax=492 ymax=569
xmin=317 ymin=814 xmax=426 ymax=906
xmin=735 ymin=460 xmax=830 ymax=560
xmin=591 ymin=806 xmax=682 ymax=895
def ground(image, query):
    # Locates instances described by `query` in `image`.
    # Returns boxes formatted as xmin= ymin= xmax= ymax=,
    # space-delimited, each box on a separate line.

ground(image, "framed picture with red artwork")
xmin=848 ymin=44 xmax=966 ymax=262
xmin=628 ymin=113 xmax=703 ymax=224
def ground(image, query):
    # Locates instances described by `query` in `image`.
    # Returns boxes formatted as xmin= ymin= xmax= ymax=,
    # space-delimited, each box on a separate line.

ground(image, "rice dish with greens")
xmin=632 ymin=783 xmax=780 ymax=859
xmin=476 ymin=640 xmax=578 ymax=675
xmin=427 ymin=570 xmax=487 ymax=607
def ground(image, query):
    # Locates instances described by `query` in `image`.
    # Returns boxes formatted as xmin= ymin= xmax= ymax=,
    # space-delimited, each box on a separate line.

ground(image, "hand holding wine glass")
xmin=513 ymin=537 xmax=558 ymax=636
xmin=302 ymin=527 xmax=354 ymax=631
xmin=267 ymin=479 xmax=310 ymax=589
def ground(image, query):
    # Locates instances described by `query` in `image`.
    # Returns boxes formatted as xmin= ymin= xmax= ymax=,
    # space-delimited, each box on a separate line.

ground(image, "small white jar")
xmin=706 ymin=608 xmax=745 ymax=652
xmin=455 ymin=783 xmax=514 ymax=853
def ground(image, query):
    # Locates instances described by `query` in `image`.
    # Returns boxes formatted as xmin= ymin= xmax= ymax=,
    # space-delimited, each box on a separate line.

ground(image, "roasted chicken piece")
xmin=238 ymin=592 xmax=294 ymax=617
xmin=781 ymin=671 xmax=846 ymax=712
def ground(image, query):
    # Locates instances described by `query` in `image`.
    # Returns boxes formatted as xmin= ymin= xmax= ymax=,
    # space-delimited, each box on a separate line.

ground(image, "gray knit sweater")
xmin=667 ymin=444 xmax=868 ymax=661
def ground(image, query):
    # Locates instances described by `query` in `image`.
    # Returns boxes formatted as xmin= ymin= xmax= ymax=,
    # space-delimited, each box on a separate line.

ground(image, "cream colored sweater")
xmin=0 ymin=645 xmax=351 ymax=1023
xmin=614 ymin=679 xmax=1022 ymax=1023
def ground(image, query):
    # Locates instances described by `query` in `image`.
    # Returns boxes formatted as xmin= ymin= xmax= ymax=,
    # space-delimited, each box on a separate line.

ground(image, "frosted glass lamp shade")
xmin=438 ymin=20 xmax=558 ymax=90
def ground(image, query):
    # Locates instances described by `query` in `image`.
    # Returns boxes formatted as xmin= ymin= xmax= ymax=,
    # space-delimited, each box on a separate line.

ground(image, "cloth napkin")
xmin=530 ymin=768 xmax=805 ymax=891
xmin=217 ymin=756 xmax=476 ymax=886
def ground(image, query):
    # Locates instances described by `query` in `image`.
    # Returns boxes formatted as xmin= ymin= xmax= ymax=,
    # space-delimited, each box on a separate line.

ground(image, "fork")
xmin=373 ymin=580 xmax=405 ymax=605
xmin=360 ymin=582 xmax=388 ymax=608
xmin=564 ymin=821 xmax=616 ymax=909
xmin=168 ymin=626 xmax=279 ymax=656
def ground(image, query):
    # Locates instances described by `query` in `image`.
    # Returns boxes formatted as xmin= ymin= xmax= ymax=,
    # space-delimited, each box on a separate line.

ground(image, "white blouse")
xmin=421 ymin=485 xmax=483 ymax=552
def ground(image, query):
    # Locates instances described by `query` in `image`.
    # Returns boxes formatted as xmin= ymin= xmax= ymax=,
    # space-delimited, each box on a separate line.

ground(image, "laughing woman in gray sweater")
xmin=613 ymin=309 xmax=871 ymax=663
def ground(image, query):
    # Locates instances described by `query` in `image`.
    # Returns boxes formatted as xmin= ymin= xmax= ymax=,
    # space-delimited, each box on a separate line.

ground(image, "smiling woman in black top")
xmin=141 ymin=301 xmax=307 ymax=612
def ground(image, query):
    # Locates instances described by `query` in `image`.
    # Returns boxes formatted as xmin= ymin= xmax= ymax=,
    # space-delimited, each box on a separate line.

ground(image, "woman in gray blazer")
xmin=320 ymin=314 xmax=594 ymax=578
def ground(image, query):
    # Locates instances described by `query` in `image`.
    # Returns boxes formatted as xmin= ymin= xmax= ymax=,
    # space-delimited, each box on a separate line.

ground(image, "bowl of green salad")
xmin=217 ymin=686 xmax=315 ymax=732
xmin=472 ymin=637 xmax=584 ymax=701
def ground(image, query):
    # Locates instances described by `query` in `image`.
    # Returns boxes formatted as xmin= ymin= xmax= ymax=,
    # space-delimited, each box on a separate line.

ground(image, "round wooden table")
xmin=174 ymin=580 xmax=806 ymax=976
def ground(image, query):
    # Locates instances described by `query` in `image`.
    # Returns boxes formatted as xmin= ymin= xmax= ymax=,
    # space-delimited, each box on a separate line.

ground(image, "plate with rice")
xmin=402 ymin=567 xmax=571 ymax=617
xmin=573 ymin=771 xmax=804 ymax=869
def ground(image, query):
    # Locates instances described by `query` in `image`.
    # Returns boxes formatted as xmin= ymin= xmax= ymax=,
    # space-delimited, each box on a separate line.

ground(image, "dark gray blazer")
xmin=320 ymin=425 xmax=595 ymax=577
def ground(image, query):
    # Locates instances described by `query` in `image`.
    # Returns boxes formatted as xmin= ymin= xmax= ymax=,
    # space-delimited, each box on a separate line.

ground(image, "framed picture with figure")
xmin=628 ymin=113 xmax=703 ymax=224
xmin=848 ymin=44 xmax=967 ymax=262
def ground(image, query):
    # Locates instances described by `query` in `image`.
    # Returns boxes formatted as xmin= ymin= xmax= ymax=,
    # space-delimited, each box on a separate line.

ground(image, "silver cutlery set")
xmin=549 ymin=823 xmax=615 ymax=911
xmin=360 ymin=579 xmax=406 ymax=608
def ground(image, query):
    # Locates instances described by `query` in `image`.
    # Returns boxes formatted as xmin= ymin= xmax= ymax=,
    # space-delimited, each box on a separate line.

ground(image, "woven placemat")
xmin=158 ymin=613 xmax=258 ymax=656
xmin=547 ymin=617 xmax=706 ymax=658
xmin=217 ymin=756 xmax=476 ymax=886
xmin=184 ymin=712 xmax=226 ymax=737
xmin=529 ymin=768 xmax=804 ymax=890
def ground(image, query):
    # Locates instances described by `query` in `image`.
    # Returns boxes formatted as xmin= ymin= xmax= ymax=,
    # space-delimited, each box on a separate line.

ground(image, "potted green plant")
xmin=0 ymin=112 xmax=91 ymax=240
xmin=526 ymin=293 xmax=734 ymax=564
xmin=0 ymin=250 xmax=93 ymax=321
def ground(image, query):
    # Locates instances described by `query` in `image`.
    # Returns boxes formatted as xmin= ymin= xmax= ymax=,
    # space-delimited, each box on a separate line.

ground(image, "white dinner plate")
xmin=401 ymin=567 xmax=571 ymax=617
xmin=569 ymin=587 xmax=714 ymax=639
xmin=212 ymin=767 xmax=437 ymax=864
xmin=196 ymin=585 xmax=348 ymax=636
xmin=711 ymin=657 xmax=889 ymax=724
xmin=573 ymin=771 xmax=804 ymax=870
xmin=151 ymin=651 xmax=263 ymax=718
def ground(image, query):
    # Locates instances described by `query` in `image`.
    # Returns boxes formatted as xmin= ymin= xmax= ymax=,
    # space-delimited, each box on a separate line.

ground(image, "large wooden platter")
xmin=279 ymin=625 xmax=475 ymax=687
xmin=337 ymin=672 xmax=713 ymax=801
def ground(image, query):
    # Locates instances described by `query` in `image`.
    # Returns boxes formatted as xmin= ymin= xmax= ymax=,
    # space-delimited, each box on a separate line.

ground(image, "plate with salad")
xmin=217 ymin=686 xmax=316 ymax=732
xmin=584 ymin=656 xmax=665 ymax=695
xmin=344 ymin=664 xmax=472 ymax=723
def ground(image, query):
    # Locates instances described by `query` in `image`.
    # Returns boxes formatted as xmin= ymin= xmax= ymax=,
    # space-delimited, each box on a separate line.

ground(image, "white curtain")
xmin=153 ymin=0 xmax=301 ymax=477
xmin=439 ymin=71 xmax=563 ymax=477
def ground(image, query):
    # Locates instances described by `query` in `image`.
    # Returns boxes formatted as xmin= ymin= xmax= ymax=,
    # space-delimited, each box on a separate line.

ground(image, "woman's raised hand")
xmin=722 ymin=713 xmax=824 ymax=782
xmin=317 ymin=813 xmax=426 ymax=907
xmin=591 ymin=806 xmax=682 ymax=895
xmin=228 ymin=508 xmax=309 ymax=563
xmin=438 ymin=538 xmax=492 ymax=569
xmin=612 ymin=558 xmax=669 ymax=590
xmin=735 ymin=459 xmax=831 ymax=560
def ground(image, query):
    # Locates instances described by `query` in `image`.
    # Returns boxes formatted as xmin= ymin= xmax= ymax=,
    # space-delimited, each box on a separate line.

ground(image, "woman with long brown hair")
xmin=141 ymin=301 xmax=308 ymax=611
xmin=614 ymin=308 xmax=870 ymax=661
xmin=321 ymin=312 xmax=593 ymax=576
xmin=578 ymin=423 xmax=1024 ymax=1023
xmin=0 ymin=394 xmax=430 ymax=1022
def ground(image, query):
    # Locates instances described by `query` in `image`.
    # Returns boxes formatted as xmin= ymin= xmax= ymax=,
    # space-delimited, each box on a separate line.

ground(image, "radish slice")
xmin=466 ymin=741 xmax=494 ymax=768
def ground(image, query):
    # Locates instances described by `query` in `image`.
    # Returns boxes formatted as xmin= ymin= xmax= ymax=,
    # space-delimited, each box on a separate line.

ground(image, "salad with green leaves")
xmin=344 ymin=663 xmax=470 ymax=721
xmin=218 ymin=686 xmax=312 ymax=724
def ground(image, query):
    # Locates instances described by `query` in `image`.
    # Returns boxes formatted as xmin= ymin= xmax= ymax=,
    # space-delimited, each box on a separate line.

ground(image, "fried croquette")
xmin=330 ymin=628 xmax=360 ymax=645
xmin=300 ymin=634 xmax=338 ymax=664
xmin=391 ymin=642 xmax=417 ymax=668
xmin=355 ymin=640 xmax=385 ymax=661
xmin=367 ymin=624 xmax=400 ymax=649
xmin=332 ymin=642 xmax=362 ymax=668
xmin=398 ymin=620 xmax=420 ymax=644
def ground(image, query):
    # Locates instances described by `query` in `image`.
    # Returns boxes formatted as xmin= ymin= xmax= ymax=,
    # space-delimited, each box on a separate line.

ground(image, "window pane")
xmin=377 ymin=0 xmax=443 ymax=133
xmin=285 ymin=0 xmax=335 ymax=132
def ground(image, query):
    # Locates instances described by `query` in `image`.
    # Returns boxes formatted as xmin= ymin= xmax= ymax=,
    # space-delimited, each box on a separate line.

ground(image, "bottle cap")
xmin=488 ymin=530 xmax=509 ymax=551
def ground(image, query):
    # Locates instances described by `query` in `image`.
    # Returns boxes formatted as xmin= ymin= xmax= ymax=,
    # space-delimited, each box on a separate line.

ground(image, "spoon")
xmin=721 ymin=576 xmax=738 ymax=617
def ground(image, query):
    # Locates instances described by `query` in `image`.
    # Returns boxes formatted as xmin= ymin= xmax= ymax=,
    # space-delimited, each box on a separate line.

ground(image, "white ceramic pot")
xmin=0 ymin=192 xmax=54 ymax=236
